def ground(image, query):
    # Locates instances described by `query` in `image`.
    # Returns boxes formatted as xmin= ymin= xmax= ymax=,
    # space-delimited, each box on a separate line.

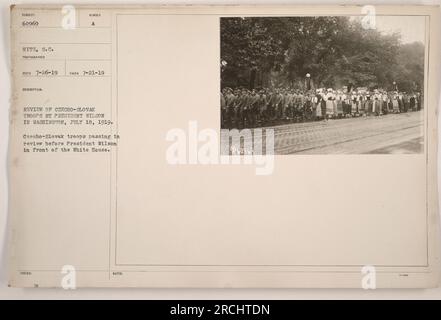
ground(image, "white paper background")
xmin=1 ymin=0 xmax=441 ymax=299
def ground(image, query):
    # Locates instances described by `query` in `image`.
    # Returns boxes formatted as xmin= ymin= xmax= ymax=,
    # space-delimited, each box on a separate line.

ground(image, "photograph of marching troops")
xmin=221 ymin=83 xmax=423 ymax=129
xmin=220 ymin=15 xmax=425 ymax=153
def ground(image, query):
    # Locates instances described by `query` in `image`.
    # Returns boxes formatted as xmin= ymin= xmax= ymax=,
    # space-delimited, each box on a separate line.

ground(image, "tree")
xmin=221 ymin=17 xmax=424 ymax=92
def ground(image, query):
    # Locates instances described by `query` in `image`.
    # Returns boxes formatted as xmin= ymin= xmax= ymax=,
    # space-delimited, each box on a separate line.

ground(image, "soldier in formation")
xmin=220 ymin=87 xmax=423 ymax=129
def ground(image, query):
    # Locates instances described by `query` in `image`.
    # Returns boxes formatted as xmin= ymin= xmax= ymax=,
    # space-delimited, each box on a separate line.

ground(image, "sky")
xmin=352 ymin=15 xmax=426 ymax=44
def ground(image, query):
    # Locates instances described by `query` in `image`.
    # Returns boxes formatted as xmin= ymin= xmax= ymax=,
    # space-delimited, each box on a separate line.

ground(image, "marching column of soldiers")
xmin=221 ymin=87 xmax=423 ymax=129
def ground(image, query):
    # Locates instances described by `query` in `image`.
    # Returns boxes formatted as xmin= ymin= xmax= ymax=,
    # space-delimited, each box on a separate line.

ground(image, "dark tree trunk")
xmin=249 ymin=69 xmax=256 ymax=90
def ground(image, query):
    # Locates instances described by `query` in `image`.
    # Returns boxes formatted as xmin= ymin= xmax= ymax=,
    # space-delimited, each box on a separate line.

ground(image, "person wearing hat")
xmin=257 ymin=89 xmax=268 ymax=125
xmin=236 ymin=89 xmax=249 ymax=128
xmin=343 ymin=90 xmax=351 ymax=117
xmin=380 ymin=90 xmax=389 ymax=114
xmin=274 ymin=88 xmax=284 ymax=121
xmin=410 ymin=93 xmax=416 ymax=111
xmin=417 ymin=92 xmax=422 ymax=111
xmin=265 ymin=88 xmax=274 ymax=122
xmin=286 ymin=89 xmax=295 ymax=119
xmin=335 ymin=90 xmax=344 ymax=118
xmin=387 ymin=92 xmax=394 ymax=113
xmin=268 ymin=88 xmax=280 ymax=121
xmin=293 ymin=90 xmax=302 ymax=122
xmin=320 ymin=90 xmax=327 ymax=120
xmin=351 ymin=91 xmax=358 ymax=116
xmin=403 ymin=92 xmax=410 ymax=112
xmin=364 ymin=91 xmax=372 ymax=116
xmin=304 ymin=91 xmax=313 ymax=121
xmin=392 ymin=92 xmax=400 ymax=113
xmin=372 ymin=89 xmax=381 ymax=116
xmin=397 ymin=92 xmax=404 ymax=113
xmin=325 ymin=88 xmax=335 ymax=119
xmin=357 ymin=92 xmax=365 ymax=115
xmin=313 ymin=89 xmax=322 ymax=120
xmin=247 ymin=89 xmax=260 ymax=127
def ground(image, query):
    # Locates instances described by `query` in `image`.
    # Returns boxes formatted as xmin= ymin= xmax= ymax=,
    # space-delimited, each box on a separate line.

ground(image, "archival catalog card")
xmin=8 ymin=4 xmax=441 ymax=288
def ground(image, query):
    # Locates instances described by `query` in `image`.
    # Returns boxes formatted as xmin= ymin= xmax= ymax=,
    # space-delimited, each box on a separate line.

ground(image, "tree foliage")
xmin=220 ymin=17 xmax=424 ymax=92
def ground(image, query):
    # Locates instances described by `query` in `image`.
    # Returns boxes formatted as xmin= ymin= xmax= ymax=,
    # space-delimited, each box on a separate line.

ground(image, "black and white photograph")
xmin=220 ymin=16 xmax=426 ymax=154
xmin=4 ymin=3 xmax=441 ymax=296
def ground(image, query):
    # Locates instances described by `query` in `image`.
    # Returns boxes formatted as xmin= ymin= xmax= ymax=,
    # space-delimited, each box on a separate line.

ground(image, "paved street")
xmin=269 ymin=111 xmax=424 ymax=154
